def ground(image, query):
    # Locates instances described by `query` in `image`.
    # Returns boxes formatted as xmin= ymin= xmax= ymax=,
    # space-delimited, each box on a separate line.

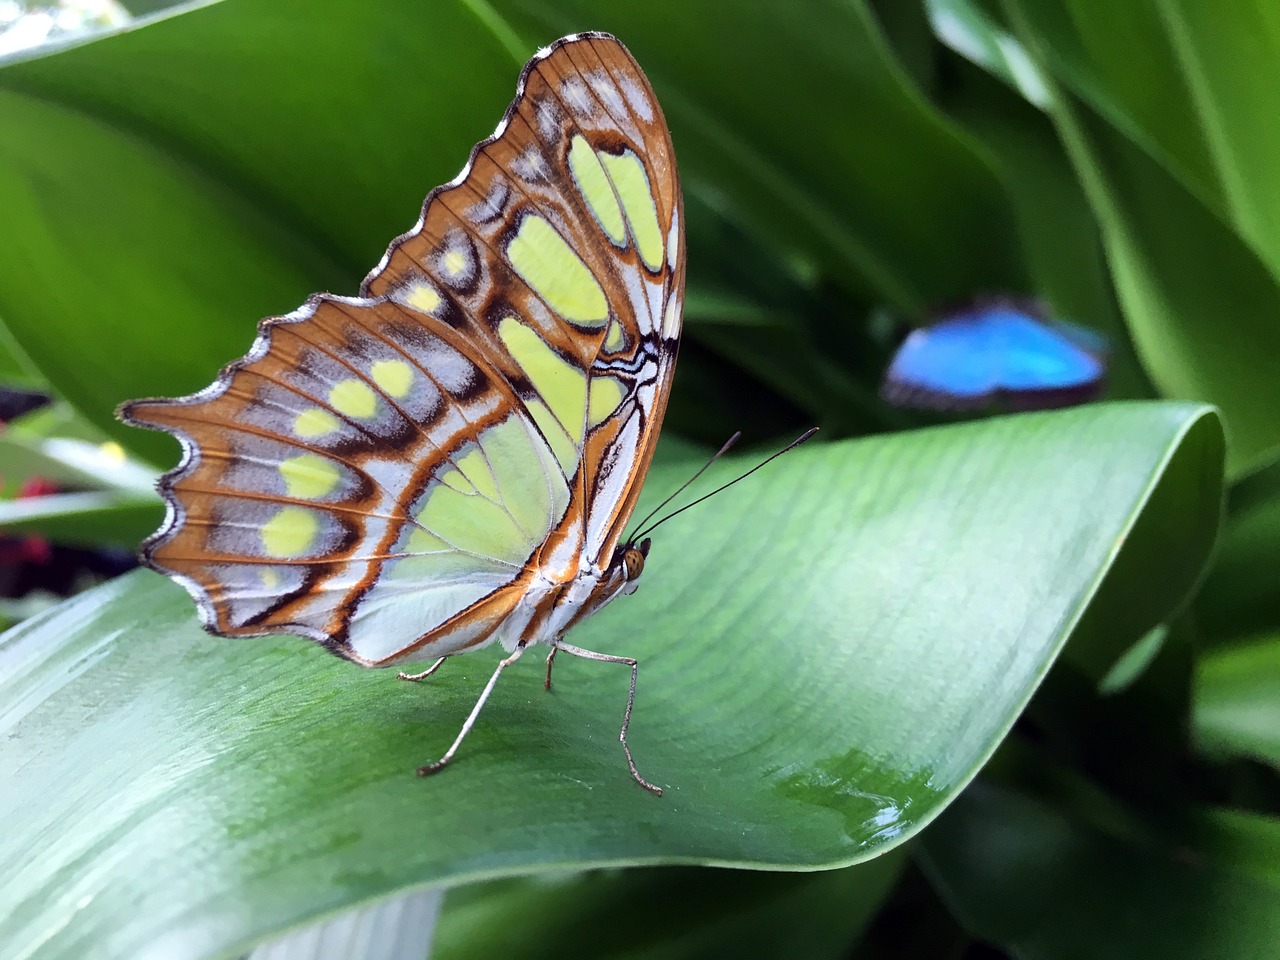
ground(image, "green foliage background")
xmin=0 ymin=1 xmax=1277 ymax=957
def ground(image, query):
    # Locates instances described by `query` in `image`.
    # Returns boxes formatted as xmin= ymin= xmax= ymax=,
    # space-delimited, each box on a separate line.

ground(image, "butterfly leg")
xmin=552 ymin=641 xmax=662 ymax=796
xmin=544 ymin=645 xmax=558 ymax=690
xmin=417 ymin=644 xmax=527 ymax=778
xmin=398 ymin=656 xmax=448 ymax=682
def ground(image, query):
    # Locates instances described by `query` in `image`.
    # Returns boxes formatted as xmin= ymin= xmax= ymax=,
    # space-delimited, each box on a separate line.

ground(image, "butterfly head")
xmin=611 ymin=537 xmax=651 ymax=597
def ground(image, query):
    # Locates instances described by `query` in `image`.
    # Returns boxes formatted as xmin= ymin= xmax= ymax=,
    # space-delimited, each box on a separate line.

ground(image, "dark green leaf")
xmin=920 ymin=780 xmax=1280 ymax=960
xmin=435 ymin=855 xmax=904 ymax=960
xmin=1005 ymin=1 xmax=1280 ymax=472
xmin=1194 ymin=634 xmax=1280 ymax=768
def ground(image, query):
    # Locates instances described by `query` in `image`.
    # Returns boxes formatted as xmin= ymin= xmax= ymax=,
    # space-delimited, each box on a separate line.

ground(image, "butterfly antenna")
xmin=626 ymin=431 xmax=742 ymax=543
xmin=633 ymin=427 xmax=817 ymax=542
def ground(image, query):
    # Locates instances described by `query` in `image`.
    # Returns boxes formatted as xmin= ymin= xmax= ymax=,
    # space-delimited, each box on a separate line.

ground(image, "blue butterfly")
xmin=881 ymin=301 xmax=1107 ymax=411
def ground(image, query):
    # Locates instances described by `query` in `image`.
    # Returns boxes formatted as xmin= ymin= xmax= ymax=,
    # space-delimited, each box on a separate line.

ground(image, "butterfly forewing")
xmin=121 ymin=32 xmax=684 ymax=668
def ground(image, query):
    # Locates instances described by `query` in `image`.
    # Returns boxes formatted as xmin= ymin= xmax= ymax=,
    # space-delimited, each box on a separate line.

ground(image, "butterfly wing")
xmin=362 ymin=32 xmax=684 ymax=575
xmin=882 ymin=304 xmax=1103 ymax=410
xmin=121 ymin=33 xmax=683 ymax=667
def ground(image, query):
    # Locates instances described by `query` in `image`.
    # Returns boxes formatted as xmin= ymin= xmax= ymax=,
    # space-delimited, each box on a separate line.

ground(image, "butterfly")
xmin=880 ymin=299 xmax=1107 ymax=412
xmin=118 ymin=32 xmax=683 ymax=795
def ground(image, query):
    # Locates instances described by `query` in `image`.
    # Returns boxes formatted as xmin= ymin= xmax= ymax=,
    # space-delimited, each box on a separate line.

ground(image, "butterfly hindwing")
xmin=122 ymin=33 xmax=684 ymax=667
xmin=122 ymin=296 xmax=568 ymax=654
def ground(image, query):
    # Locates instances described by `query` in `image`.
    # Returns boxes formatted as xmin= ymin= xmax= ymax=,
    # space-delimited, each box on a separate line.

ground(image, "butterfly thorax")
xmin=506 ymin=536 xmax=649 ymax=653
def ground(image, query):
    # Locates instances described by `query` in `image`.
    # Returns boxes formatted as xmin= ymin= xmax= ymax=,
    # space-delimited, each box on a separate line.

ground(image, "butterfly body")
xmin=120 ymin=33 xmax=681 ymax=792
xmin=882 ymin=302 xmax=1106 ymax=411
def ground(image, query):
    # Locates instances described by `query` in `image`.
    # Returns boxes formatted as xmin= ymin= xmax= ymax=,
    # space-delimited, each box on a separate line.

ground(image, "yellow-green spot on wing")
xmin=371 ymin=359 xmax=414 ymax=398
xmin=456 ymin=447 xmax=501 ymax=502
xmin=329 ymin=379 xmax=378 ymax=419
xmin=279 ymin=454 xmax=340 ymax=499
xmin=604 ymin=319 xmax=626 ymax=353
xmin=476 ymin=414 xmax=567 ymax=541
xmin=497 ymin=317 xmax=587 ymax=444
xmin=440 ymin=467 xmax=476 ymax=495
xmin=294 ymin=407 xmax=339 ymax=438
xmin=507 ymin=216 xmax=608 ymax=326
xmin=405 ymin=526 xmax=451 ymax=554
xmin=569 ymin=135 xmax=626 ymax=245
xmin=384 ymin=547 xmax=512 ymax=585
xmin=261 ymin=506 xmax=319 ymax=557
xmin=588 ymin=376 xmax=627 ymax=427
xmin=416 ymin=481 xmax=532 ymax=566
xmin=600 ymin=150 xmax=663 ymax=271
xmin=526 ymin=399 xmax=580 ymax=475
xmin=445 ymin=251 xmax=466 ymax=275
xmin=399 ymin=281 xmax=442 ymax=314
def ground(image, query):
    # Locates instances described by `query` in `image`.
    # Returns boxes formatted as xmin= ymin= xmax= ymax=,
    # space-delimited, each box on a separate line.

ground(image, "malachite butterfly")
xmin=119 ymin=32 xmax=683 ymax=795
xmin=880 ymin=299 xmax=1107 ymax=412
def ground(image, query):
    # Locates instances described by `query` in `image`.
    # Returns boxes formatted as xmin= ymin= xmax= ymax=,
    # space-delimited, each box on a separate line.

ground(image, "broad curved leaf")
xmin=0 ymin=403 xmax=1221 ymax=957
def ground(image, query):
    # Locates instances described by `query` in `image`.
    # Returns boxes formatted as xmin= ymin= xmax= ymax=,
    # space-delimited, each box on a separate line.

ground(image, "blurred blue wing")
xmin=881 ymin=303 xmax=1106 ymax=410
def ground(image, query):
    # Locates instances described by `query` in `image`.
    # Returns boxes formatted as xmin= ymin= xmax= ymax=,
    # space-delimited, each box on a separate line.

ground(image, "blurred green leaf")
xmin=1196 ymin=456 xmax=1280 ymax=642
xmin=0 ymin=404 xmax=1220 ymax=957
xmin=1194 ymin=634 xmax=1280 ymax=768
xmin=928 ymin=0 xmax=1050 ymax=107
xmin=1001 ymin=3 xmax=1223 ymax=212
xmin=247 ymin=889 xmax=442 ymax=960
xmin=0 ymin=318 xmax=41 ymax=387
xmin=0 ymin=432 xmax=158 ymax=495
xmin=0 ymin=491 xmax=161 ymax=548
xmin=1006 ymin=1 xmax=1280 ymax=281
xmin=1004 ymin=4 xmax=1280 ymax=472
xmin=1191 ymin=807 xmax=1280 ymax=888
xmin=920 ymin=780 xmax=1280 ymax=960
xmin=436 ymin=855 xmax=904 ymax=960
xmin=493 ymin=0 xmax=1029 ymax=309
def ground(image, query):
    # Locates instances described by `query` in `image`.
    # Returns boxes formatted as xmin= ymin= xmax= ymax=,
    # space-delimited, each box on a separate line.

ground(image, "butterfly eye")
xmin=623 ymin=546 xmax=647 ymax=581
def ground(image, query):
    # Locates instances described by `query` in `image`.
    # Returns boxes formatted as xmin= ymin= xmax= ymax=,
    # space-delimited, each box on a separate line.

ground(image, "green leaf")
xmin=435 ymin=856 xmax=904 ymax=960
xmin=1005 ymin=1 xmax=1280 ymax=472
xmin=1001 ymin=2 xmax=1224 ymax=214
xmin=0 ymin=404 xmax=1222 ymax=957
xmin=0 ymin=0 xmax=1035 ymax=455
xmin=927 ymin=0 xmax=1051 ymax=107
xmin=0 ymin=1 xmax=518 ymax=463
xmin=1005 ymin=0 xmax=1280 ymax=281
xmin=0 ymin=491 xmax=162 ymax=548
xmin=1196 ymin=455 xmax=1280 ymax=642
xmin=1194 ymin=634 xmax=1280 ymax=768
xmin=0 ymin=432 xmax=158 ymax=496
xmin=247 ymin=889 xmax=442 ymax=960
xmin=920 ymin=780 xmax=1280 ymax=959
xmin=0 ymin=317 xmax=42 ymax=387
xmin=491 ymin=0 xmax=1028 ymax=308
